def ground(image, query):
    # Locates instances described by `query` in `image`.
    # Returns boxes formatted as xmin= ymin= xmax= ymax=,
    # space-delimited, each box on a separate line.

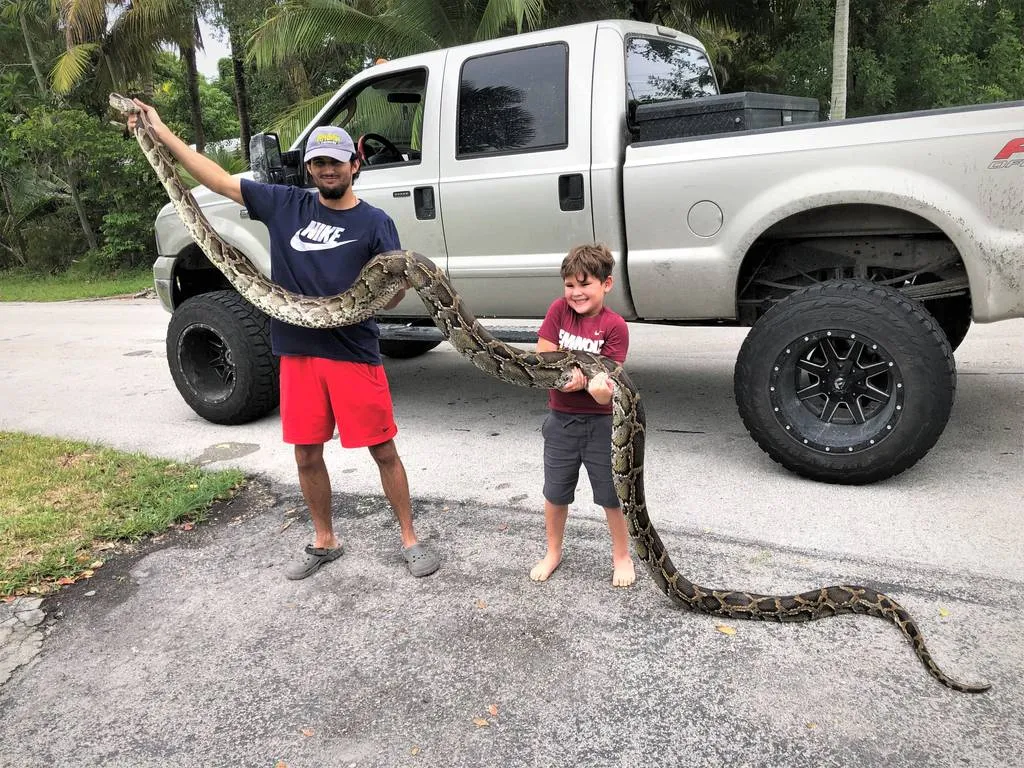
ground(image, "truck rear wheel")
xmin=379 ymin=320 xmax=443 ymax=359
xmin=734 ymin=280 xmax=955 ymax=484
xmin=379 ymin=339 xmax=442 ymax=359
xmin=166 ymin=290 xmax=279 ymax=425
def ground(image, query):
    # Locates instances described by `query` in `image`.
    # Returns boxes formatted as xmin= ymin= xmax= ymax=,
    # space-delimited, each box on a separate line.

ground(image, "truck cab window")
xmin=325 ymin=68 xmax=427 ymax=170
xmin=626 ymin=37 xmax=718 ymax=106
xmin=457 ymin=43 xmax=568 ymax=157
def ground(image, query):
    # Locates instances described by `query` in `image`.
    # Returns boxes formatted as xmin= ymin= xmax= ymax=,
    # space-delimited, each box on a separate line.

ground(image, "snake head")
xmin=108 ymin=93 xmax=141 ymax=138
xmin=108 ymin=93 xmax=138 ymax=117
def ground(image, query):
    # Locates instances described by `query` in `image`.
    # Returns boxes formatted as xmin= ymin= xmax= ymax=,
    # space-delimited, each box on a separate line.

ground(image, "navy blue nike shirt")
xmin=240 ymin=179 xmax=401 ymax=364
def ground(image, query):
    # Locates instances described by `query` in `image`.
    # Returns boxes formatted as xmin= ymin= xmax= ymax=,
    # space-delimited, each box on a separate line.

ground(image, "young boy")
xmin=530 ymin=243 xmax=636 ymax=588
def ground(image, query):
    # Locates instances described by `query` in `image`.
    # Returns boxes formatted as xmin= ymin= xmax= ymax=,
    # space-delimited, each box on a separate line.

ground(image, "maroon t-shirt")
xmin=538 ymin=298 xmax=629 ymax=415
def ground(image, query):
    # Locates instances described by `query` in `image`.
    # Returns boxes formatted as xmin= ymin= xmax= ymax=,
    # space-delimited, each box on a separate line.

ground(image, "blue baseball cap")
xmin=304 ymin=126 xmax=356 ymax=163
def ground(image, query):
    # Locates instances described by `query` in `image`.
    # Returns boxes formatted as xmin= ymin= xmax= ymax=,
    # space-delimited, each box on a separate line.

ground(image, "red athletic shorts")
xmin=280 ymin=356 xmax=398 ymax=448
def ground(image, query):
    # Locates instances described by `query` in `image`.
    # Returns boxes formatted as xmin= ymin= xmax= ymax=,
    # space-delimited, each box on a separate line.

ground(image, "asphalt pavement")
xmin=0 ymin=297 xmax=1021 ymax=767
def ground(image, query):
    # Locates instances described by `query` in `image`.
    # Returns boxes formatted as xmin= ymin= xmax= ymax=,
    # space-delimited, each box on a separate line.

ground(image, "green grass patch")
xmin=0 ymin=432 xmax=244 ymax=597
xmin=0 ymin=267 xmax=152 ymax=302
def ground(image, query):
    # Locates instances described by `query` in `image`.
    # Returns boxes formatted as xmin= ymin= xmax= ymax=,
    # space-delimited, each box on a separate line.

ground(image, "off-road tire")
xmin=166 ymin=290 xmax=279 ymax=425
xmin=734 ymin=280 xmax=955 ymax=485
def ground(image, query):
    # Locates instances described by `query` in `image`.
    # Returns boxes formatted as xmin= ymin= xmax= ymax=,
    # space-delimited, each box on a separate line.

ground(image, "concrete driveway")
xmin=0 ymin=298 xmax=1021 ymax=767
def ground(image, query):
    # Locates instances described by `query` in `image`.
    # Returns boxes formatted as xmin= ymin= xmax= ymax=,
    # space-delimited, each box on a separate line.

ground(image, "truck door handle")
xmin=414 ymin=186 xmax=436 ymax=220
xmin=558 ymin=173 xmax=585 ymax=211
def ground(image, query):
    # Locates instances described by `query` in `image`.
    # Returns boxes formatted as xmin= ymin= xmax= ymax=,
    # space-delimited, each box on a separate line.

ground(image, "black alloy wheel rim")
xmin=768 ymin=329 xmax=904 ymax=454
xmin=177 ymin=323 xmax=236 ymax=404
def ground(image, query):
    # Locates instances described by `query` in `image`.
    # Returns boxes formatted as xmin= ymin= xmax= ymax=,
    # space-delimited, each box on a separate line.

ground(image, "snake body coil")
xmin=110 ymin=93 xmax=989 ymax=693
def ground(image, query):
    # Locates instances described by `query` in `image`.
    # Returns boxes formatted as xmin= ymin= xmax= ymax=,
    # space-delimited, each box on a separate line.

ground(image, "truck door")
xmin=297 ymin=53 xmax=447 ymax=318
xmin=438 ymin=26 xmax=596 ymax=317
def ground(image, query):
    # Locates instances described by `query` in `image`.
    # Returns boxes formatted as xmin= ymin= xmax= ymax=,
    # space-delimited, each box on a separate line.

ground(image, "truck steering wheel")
xmin=357 ymin=133 xmax=404 ymax=165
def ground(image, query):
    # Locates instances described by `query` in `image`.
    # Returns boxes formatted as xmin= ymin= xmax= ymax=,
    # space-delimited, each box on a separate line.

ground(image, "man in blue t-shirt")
xmin=128 ymin=101 xmax=440 ymax=581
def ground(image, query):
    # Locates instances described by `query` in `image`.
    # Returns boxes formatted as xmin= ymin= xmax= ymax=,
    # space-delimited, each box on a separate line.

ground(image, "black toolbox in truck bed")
xmin=631 ymin=92 xmax=821 ymax=142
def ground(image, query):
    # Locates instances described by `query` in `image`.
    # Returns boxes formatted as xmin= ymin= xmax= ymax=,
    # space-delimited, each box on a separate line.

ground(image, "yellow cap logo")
xmin=315 ymin=132 xmax=342 ymax=144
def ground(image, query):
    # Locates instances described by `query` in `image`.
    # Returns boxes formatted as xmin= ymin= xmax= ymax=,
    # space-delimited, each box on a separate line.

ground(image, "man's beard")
xmin=317 ymin=181 xmax=348 ymax=200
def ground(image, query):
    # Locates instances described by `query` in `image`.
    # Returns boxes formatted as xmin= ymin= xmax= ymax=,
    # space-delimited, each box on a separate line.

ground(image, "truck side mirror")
xmin=249 ymin=132 xmax=301 ymax=185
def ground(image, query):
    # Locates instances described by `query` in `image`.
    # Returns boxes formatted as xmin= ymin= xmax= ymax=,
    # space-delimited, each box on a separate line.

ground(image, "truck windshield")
xmin=626 ymin=37 xmax=718 ymax=105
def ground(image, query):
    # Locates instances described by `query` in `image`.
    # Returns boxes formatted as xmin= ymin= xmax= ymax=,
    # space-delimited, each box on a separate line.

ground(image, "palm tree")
xmin=830 ymin=0 xmax=849 ymax=119
xmin=247 ymin=0 xmax=545 ymax=139
xmin=52 ymin=0 xmax=208 ymax=150
xmin=52 ymin=0 xmax=153 ymax=96
xmin=118 ymin=0 xmax=209 ymax=150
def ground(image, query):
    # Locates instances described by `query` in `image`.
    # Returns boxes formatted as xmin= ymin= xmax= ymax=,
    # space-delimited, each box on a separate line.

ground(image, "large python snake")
xmin=110 ymin=93 xmax=989 ymax=693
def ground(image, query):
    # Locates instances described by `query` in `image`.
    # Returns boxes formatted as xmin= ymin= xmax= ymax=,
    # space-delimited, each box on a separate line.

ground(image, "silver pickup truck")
xmin=152 ymin=18 xmax=1024 ymax=485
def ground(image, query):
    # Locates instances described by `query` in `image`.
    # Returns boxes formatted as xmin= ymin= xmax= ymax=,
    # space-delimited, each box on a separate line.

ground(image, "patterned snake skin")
xmin=110 ymin=93 xmax=989 ymax=693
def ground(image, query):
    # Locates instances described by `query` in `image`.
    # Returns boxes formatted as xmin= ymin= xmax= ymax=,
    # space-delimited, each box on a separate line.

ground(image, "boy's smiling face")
xmin=563 ymin=271 xmax=613 ymax=317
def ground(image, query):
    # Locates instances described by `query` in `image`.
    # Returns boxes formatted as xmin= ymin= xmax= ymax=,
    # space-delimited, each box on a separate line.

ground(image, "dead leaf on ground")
xmin=300 ymin=728 xmax=314 ymax=737
xmin=806 ymin=722 xmax=817 ymax=729
xmin=80 ymin=569 xmax=95 ymax=579
xmin=280 ymin=520 xmax=294 ymax=533
xmin=472 ymin=718 xmax=490 ymax=728
xmin=497 ymin=522 xmax=509 ymax=532
xmin=89 ymin=560 xmax=104 ymax=569
xmin=715 ymin=624 xmax=737 ymax=636
xmin=410 ymin=746 xmax=420 ymax=755
xmin=938 ymin=607 xmax=951 ymax=618
xmin=181 ymin=522 xmax=194 ymax=531
xmin=57 ymin=577 xmax=76 ymax=586
xmin=487 ymin=704 xmax=498 ymax=716
xmin=475 ymin=598 xmax=488 ymax=609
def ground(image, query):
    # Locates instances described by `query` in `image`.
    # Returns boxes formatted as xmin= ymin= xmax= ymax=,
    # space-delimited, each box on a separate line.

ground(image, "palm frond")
xmin=60 ymin=0 xmax=110 ymax=45
xmin=475 ymin=0 xmax=543 ymax=41
xmin=270 ymin=92 xmax=335 ymax=147
xmin=50 ymin=41 xmax=99 ymax=94
xmin=106 ymin=12 xmax=167 ymax=83
xmin=117 ymin=0 xmax=193 ymax=46
xmin=248 ymin=0 xmax=438 ymax=67
xmin=393 ymin=0 xmax=456 ymax=47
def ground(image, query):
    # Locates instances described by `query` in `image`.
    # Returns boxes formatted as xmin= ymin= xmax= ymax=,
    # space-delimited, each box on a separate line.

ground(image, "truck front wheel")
xmin=166 ymin=290 xmax=280 ymax=425
xmin=734 ymin=280 xmax=955 ymax=484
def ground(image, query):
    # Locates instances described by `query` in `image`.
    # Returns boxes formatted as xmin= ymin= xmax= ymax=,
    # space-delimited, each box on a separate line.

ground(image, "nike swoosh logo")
xmin=289 ymin=233 xmax=358 ymax=252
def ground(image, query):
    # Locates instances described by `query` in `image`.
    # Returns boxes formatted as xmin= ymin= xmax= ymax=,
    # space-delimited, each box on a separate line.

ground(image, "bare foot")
xmin=530 ymin=552 xmax=562 ymax=582
xmin=612 ymin=557 xmax=636 ymax=587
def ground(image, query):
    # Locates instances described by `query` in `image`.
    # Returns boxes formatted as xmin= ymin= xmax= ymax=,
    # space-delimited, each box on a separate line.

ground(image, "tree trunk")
xmin=182 ymin=37 xmax=206 ymax=153
xmin=66 ymin=167 xmax=99 ymax=251
xmin=284 ymin=58 xmax=312 ymax=102
xmin=228 ymin=24 xmax=252 ymax=164
xmin=830 ymin=0 xmax=850 ymax=120
xmin=19 ymin=13 xmax=49 ymax=97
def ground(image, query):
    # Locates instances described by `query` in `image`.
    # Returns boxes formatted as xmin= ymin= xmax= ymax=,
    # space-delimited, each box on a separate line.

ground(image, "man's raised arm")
xmin=129 ymin=99 xmax=244 ymax=206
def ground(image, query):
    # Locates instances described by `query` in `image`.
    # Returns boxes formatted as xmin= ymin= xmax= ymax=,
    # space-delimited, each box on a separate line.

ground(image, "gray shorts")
xmin=542 ymin=410 xmax=620 ymax=509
